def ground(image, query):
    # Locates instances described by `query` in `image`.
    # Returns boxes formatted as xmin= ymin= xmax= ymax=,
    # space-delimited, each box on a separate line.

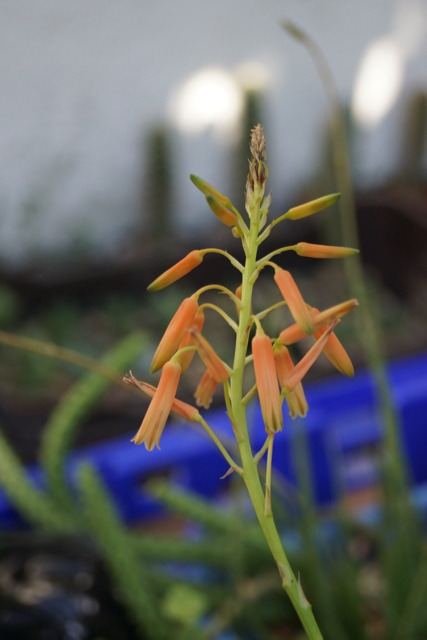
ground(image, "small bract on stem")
xmin=128 ymin=124 xmax=359 ymax=640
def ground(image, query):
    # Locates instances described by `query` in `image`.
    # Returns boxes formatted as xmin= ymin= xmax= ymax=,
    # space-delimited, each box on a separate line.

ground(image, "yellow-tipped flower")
xmin=274 ymin=344 xmax=308 ymax=418
xmin=281 ymin=321 xmax=339 ymax=395
xmin=189 ymin=329 xmax=230 ymax=383
xmin=284 ymin=193 xmax=341 ymax=220
xmin=279 ymin=299 xmax=359 ymax=345
xmin=130 ymin=360 xmax=181 ymax=450
xmin=190 ymin=174 xmax=230 ymax=207
xmin=295 ymin=242 xmax=359 ymax=259
xmin=274 ymin=268 xmax=314 ymax=335
xmin=194 ymin=370 xmax=218 ymax=409
xmin=206 ymin=196 xmax=237 ymax=227
xmin=148 ymin=250 xmax=204 ymax=291
xmin=252 ymin=328 xmax=283 ymax=434
xmin=124 ymin=372 xmax=200 ymax=421
xmin=178 ymin=308 xmax=205 ymax=373
xmin=151 ymin=296 xmax=198 ymax=373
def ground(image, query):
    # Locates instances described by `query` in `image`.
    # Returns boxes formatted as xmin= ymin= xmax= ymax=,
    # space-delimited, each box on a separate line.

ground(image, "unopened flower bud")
xmin=274 ymin=268 xmax=314 ymax=335
xmin=294 ymin=242 xmax=359 ymax=259
xmin=206 ymin=196 xmax=237 ymax=227
xmin=190 ymin=174 xmax=230 ymax=207
xmin=148 ymin=250 xmax=204 ymax=291
xmin=151 ymin=296 xmax=199 ymax=373
xmin=285 ymin=193 xmax=341 ymax=220
xmin=279 ymin=299 xmax=358 ymax=345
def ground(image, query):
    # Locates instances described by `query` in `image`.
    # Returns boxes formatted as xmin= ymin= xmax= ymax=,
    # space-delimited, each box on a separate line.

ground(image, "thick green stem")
xmin=229 ymin=213 xmax=323 ymax=639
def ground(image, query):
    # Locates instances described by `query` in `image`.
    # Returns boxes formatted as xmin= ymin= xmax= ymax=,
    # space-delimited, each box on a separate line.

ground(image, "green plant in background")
xmin=144 ymin=125 xmax=173 ymax=242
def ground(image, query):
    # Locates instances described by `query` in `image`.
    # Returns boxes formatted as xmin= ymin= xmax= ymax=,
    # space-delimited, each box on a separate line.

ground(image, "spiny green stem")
xmin=229 ymin=189 xmax=323 ymax=639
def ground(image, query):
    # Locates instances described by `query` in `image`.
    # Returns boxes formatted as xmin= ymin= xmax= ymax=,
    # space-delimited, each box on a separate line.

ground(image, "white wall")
xmin=0 ymin=0 xmax=426 ymax=264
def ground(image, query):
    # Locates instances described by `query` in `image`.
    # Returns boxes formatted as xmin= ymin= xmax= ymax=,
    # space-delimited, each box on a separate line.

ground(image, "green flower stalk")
xmin=130 ymin=125 xmax=359 ymax=639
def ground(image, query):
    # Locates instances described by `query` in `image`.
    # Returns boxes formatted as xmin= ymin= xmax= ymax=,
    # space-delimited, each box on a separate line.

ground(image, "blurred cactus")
xmin=401 ymin=91 xmax=427 ymax=182
xmin=143 ymin=126 xmax=173 ymax=241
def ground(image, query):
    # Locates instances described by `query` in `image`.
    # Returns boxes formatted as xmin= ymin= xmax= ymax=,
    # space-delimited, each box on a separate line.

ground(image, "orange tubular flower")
xmin=295 ymin=242 xmax=359 ymax=259
xmin=147 ymin=250 xmax=204 ymax=291
xmin=311 ymin=308 xmax=354 ymax=377
xmin=124 ymin=372 xmax=200 ymax=421
xmin=206 ymin=196 xmax=237 ymax=227
xmin=274 ymin=344 xmax=308 ymax=418
xmin=194 ymin=370 xmax=218 ymax=409
xmin=150 ymin=295 xmax=199 ymax=373
xmin=281 ymin=321 xmax=339 ymax=395
xmin=189 ymin=329 xmax=230 ymax=383
xmin=130 ymin=361 xmax=182 ymax=450
xmin=177 ymin=308 xmax=205 ymax=373
xmin=279 ymin=298 xmax=359 ymax=345
xmin=274 ymin=268 xmax=314 ymax=335
xmin=252 ymin=329 xmax=283 ymax=434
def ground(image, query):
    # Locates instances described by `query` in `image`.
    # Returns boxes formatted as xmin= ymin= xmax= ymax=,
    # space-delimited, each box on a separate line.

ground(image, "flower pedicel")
xmin=127 ymin=125 xmax=359 ymax=639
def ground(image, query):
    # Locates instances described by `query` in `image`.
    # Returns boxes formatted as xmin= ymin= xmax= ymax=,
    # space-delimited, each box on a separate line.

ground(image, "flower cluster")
xmin=126 ymin=124 xmax=359 ymax=452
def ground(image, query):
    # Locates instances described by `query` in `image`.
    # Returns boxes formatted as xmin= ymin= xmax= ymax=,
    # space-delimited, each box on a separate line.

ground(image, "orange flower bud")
xmin=194 ymin=370 xmax=218 ymax=409
xmin=190 ymin=174 xmax=230 ymax=207
xmin=189 ymin=329 xmax=230 ymax=383
xmin=147 ymin=250 xmax=204 ymax=291
xmin=279 ymin=299 xmax=358 ymax=345
xmin=130 ymin=361 xmax=182 ymax=450
xmin=274 ymin=344 xmax=308 ymax=418
xmin=274 ymin=269 xmax=314 ymax=335
xmin=252 ymin=329 xmax=283 ymax=434
xmin=284 ymin=193 xmax=341 ymax=220
xmin=206 ymin=196 xmax=237 ymax=227
xmin=177 ymin=308 xmax=205 ymax=373
xmin=150 ymin=296 xmax=198 ymax=373
xmin=124 ymin=372 xmax=199 ymax=421
xmin=281 ymin=321 xmax=338 ymax=394
xmin=311 ymin=308 xmax=354 ymax=377
xmin=294 ymin=242 xmax=359 ymax=259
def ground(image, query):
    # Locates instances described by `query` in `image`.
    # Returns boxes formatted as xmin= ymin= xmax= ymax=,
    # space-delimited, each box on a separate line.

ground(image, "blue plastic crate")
xmin=1 ymin=352 xmax=427 ymax=529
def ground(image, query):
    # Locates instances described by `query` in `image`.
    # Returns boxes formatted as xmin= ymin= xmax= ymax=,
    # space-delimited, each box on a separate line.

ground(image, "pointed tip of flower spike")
xmin=285 ymin=193 xmax=341 ymax=221
xmin=206 ymin=196 xmax=237 ymax=227
xmin=147 ymin=250 xmax=204 ymax=291
xmin=190 ymin=174 xmax=230 ymax=207
xmin=294 ymin=242 xmax=359 ymax=259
